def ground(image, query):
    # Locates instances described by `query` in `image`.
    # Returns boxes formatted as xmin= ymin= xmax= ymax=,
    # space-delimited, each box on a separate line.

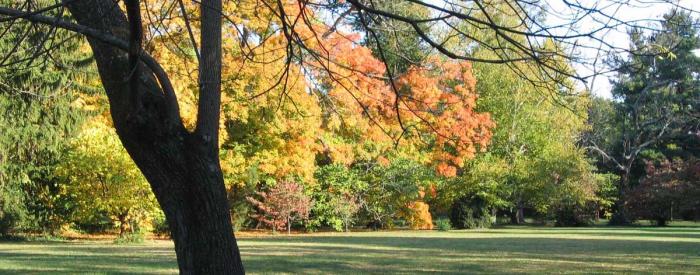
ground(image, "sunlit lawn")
xmin=2 ymin=222 xmax=700 ymax=274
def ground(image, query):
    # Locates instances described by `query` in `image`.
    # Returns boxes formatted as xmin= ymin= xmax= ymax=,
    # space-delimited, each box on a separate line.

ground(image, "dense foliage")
xmin=1 ymin=1 xmax=698 ymax=240
xmin=0 ymin=17 xmax=88 ymax=234
xmin=588 ymin=11 xmax=700 ymax=225
xmin=627 ymin=158 xmax=700 ymax=225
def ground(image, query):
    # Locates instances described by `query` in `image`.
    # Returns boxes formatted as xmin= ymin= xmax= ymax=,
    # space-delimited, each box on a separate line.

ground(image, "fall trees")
xmin=57 ymin=119 xmax=158 ymax=236
xmin=0 ymin=0 xmax=495 ymax=272
xmin=2 ymin=0 xmax=698 ymax=273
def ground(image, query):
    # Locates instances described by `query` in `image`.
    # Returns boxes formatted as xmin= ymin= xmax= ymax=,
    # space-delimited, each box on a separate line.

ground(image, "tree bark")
xmin=509 ymin=209 xmax=518 ymax=224
xmin=65 ymin=1 xmax=244 ymax=274
xmin=609 ymin=170 xmax=633 ymax=225
xmin=516 ymin=206 xmax=525 ymax=224
xmin=118 ymin=211 xmax=129 ymax=237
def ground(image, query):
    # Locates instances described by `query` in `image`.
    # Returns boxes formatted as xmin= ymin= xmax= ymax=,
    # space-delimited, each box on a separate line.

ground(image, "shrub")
xmin=309 ymin=165 xmax=363 ymax=232
xmin=151 ymin=213 xmax=170 ymax=237
xmin=71 ymin=212 xmax=113 ymax=234
xmin=404 ymin=201 xmax=433 ymax=230
xmin=435 ymin=218 xmax=452 ymax=231
xmin=0 ymin=186 xmax=27 ymax=235
xmin=554 ymin=203 xmax=594 ymax=227
xmin=358 ymin=158 xmax=435 ymax=230
xmin=0 ymin=210 xmax=21 ymax=236
xmin=450 ymin=196 xmax=493 ymax=229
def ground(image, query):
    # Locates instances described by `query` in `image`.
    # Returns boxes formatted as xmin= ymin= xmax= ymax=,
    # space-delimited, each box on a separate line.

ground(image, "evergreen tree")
xmin=590 ymin=11 xmax=700 ymax=224
xmin=0 ymin=6 xmax=90 ymax=233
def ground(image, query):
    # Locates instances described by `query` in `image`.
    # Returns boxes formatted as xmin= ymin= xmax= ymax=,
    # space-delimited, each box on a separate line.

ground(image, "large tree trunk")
xmin=65 ymin=1 xmax=244 ymax=273
xmin=153 ymin=152 xmax=243 ymax=274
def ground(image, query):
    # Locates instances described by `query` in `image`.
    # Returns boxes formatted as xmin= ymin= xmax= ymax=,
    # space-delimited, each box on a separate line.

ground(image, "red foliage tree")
xmin=247 ymin=181 xmax=312 ymax=234
xmin=628 ymin=158 xmax=700 ymax=225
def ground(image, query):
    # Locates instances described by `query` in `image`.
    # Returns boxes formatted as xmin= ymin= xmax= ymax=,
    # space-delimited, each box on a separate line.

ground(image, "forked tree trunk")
xmin=65 ymin=1 xmax=245 ymax=273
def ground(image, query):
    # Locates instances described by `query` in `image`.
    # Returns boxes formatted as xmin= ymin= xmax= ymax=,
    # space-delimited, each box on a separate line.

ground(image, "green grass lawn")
xmin=2 ymin=223 xmax=700 ymax=274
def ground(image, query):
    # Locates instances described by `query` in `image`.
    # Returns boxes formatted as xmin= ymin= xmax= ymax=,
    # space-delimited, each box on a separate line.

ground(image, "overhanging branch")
xmin=0 ymin=6 xmax=180 ymax=120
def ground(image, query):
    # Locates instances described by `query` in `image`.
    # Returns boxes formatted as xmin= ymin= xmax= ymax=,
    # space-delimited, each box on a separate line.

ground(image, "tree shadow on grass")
xmin=2 ymin=233 xmax=700 ymax=274
xmin=472 ymin=229 xmax=700 ymax=239
xmin=240 ymin=236 xmax=700 ymax=274
xmin=0 ymin=243 xmax=177 ymax=274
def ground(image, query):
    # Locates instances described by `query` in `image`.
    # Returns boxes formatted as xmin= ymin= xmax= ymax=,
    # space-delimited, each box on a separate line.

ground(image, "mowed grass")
xmin=2 ymin=223 xmax=700 ymax=274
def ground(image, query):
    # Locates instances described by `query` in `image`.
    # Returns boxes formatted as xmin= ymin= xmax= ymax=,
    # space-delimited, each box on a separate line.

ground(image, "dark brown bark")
xmin=609 ymin=170 xmax=633 ymax=225
xmin=64 ymin=1 xmax=244 ymax=273
xmin=117 ymin=211 xmax=128 ymax=237
xmin=516 ymin=207 xmax=525 ymax=224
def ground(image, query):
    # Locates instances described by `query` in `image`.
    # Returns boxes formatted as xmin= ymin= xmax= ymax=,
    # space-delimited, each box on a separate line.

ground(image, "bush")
xmin=0 ymin=211 xmax=20 ymax=236
xmin=554 ymin=204 xmax=594 ymax=227
xmin=114 ymin=223 xmax=146 ymax=244
xmin=71 ymin=213 xmax=113 ymax=234
xmin=435 ymin=218 xmax=452 ymax=231
xmin=151 ymin=213 xmax=170 ymax=237
xmin=247 ymin=180 xmax=312 ymax=234
xmin=450 ymin=196 xmax=493 ymax=229
xmin=403 ymin=201 xmax=434 ymax=230
xmin=0 ymin=186 xmax=27 ymax=235
xmin=309 ymin=165 xmax=363 ymax=232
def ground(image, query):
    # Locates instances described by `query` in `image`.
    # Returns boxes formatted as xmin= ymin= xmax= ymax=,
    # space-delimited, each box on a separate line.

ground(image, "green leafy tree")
xmin=463 ymin=51 xmax=599 ymax=224
xmin=357 ymin=158 xmax=436 ymax=229
xmin=309 ymin=164 xmax=365 ymax=232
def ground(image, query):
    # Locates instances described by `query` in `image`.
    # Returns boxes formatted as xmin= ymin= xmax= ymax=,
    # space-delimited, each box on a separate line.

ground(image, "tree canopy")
xmin=0 ymin=0 xmax=698 ymax=273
